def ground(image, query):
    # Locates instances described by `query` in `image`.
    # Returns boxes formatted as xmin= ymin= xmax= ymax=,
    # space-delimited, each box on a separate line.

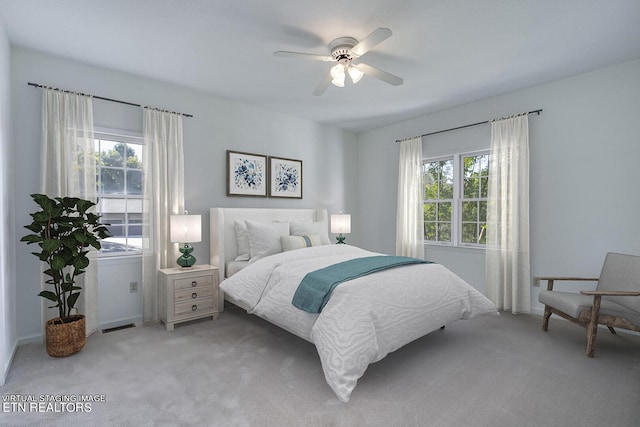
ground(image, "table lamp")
xmin=170 ymin=214 xmax=202 ymax=268
xmin=331 ymin=214 xmax=351 ymax=244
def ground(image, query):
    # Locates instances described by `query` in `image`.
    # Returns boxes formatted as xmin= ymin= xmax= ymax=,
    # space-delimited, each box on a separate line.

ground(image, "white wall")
xmin=98 ymin=257 xmax=143 ymax=330
xmin=11 ymin=47 xmax=359 ymax=341
xmin=0 ymin=16 xmax=15 ymax=386
xmin=357 ymin=59 xmax=640 ymax=314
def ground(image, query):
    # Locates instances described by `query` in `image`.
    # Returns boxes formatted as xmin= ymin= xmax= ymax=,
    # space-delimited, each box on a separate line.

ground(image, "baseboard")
xmin=1 ymin=340 xmax=18 ymax=387
xmin=17 ymin=333 xmax=42 ymax=346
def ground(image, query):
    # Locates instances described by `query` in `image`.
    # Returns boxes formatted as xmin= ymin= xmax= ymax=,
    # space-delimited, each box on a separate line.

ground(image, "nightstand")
xmin=158 ymin=264 xmax=219 ymax=331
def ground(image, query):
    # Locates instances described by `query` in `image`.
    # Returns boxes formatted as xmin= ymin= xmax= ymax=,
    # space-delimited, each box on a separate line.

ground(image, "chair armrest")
xmin=538 ymin=277 xmax=599 ymax=291
xmin=580 ymin=291 xmax=640 ymax=297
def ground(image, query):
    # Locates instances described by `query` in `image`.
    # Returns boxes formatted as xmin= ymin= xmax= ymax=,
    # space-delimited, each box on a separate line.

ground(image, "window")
xmin=94 ymin=131 xmax=144 ymax=255
xmin=423 ymin=151 xmax=489 ymax=247
xmin=423 ymin=158 xmax=453 ymax=243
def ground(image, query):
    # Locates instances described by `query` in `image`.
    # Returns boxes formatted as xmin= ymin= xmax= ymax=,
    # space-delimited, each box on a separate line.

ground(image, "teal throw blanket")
xmin=292 ymin=256 xmax=430 ymax=313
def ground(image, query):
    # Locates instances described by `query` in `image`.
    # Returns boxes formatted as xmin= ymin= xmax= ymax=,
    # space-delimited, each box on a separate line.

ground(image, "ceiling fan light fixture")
xmin=330 ymin=63 xmax=346 ymax=87
xmin=348 ymin=65 xmax=364 ymax=84
xmin=331 ymin=76 xmax=345 ymax=87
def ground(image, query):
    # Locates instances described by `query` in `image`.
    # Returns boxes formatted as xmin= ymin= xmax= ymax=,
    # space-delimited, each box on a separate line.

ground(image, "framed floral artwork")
xmin=269 ymin=156 xmax=302 ymax=199
xmin=226 ymin=150 xmax=268 ymax=197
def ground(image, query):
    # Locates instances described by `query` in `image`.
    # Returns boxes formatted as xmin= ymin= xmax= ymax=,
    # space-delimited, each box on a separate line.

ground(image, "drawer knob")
xmin=192 ymin=305 xmax=197 ymax=311
xmin=191 ymin=292 xmax=197 ymax=299
xmin=191 ymin=281 xmax=197 ymax=287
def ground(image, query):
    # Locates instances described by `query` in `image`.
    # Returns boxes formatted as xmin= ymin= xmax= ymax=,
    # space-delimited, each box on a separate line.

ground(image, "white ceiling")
xmin=1 ymin=0 xmax=640 ymax=132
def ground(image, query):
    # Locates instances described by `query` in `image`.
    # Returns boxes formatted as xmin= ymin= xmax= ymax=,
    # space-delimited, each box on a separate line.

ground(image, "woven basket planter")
xmin=45 ymin=314 xmax=86 ymax=357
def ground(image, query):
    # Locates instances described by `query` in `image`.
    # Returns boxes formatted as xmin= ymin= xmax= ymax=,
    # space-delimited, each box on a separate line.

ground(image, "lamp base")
xmin=336 ymin=234 xmax=346 ymax=244
xmin=177 ymin=244 xmax=196 ymax=268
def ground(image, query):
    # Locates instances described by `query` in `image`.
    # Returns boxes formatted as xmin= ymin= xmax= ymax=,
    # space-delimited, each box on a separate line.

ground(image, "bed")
xmin=209 ymin=207 xmax=498 ymax=402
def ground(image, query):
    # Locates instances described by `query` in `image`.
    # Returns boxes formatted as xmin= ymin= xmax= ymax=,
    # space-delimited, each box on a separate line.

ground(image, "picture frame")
xmin=269 ymin=156 xmax=303 ymax=199
xmin=226 ymin=150 xmax=268 ymax=197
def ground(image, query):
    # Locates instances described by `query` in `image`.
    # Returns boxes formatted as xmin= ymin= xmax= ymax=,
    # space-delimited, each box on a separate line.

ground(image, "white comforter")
xmin=220 ymin=245 xmax=497 ymax=402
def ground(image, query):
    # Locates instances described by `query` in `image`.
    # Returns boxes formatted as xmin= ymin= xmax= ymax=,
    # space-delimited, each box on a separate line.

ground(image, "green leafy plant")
xmin=21 ymin=194 xmax=110 ymax=322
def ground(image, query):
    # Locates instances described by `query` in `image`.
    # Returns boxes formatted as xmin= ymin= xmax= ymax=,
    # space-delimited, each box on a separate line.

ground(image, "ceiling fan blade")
xmin=274 ymin=51 xmax=334 ymax=61
xmin=312 ymin=72 xmax=332 ymax=96
xmin=350 ymin=28 xmax=392 ymax=57
xmin=356 ymin=63 xmax=404 ymax=86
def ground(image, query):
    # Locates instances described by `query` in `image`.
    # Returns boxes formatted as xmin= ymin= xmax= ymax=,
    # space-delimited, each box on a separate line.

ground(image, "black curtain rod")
xmin=27 ymin=82 xmax=194 ymax=118
xmin=396 ymin=109 xmax=542 ymax=142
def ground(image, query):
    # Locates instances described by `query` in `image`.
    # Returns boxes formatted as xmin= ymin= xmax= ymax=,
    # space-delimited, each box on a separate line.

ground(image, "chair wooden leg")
xmin=607 ymin=326 xmax=616 ymax=335
xmin=586 ymin=296 xmax=602 ymax=358
xmin=542 ymin=306 xmax=552 ymax=331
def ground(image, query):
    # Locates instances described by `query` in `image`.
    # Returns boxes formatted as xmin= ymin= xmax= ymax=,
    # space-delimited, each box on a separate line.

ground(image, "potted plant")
xmin=21 ymin=194 xmax=110 ymax=357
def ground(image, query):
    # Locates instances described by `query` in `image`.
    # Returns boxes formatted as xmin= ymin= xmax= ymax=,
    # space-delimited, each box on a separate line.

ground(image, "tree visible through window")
xmin=423 ymin=151 xmax=489 ymax=247
xmin=423 ymin=158 xmax=453 ymax=243
xmin=95 ymin=133 xmax=144 ymax=255
xmin=461 ymin=153 xmax=489 ymax=245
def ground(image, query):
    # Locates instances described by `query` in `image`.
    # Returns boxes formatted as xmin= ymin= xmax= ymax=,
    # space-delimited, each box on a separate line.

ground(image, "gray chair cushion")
xmin=538 ymin=290 xmax=640 ymax=326
xmin=597 ymin=253 xmax=640 ymax=313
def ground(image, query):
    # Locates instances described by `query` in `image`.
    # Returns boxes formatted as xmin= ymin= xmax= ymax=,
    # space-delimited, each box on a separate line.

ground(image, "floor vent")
xmin=102 ymin=323 xmax=136 ymax=334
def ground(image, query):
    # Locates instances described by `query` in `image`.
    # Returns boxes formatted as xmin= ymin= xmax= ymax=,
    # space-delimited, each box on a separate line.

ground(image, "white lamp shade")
xmin=330 ymin=63 xmax=346 ymax=87
xmin=348 ymin=65 xmax=364 ymax=84
xmin=170 ymin=214 xmax=202 ymax=243
xmin=331 ymin=214 xmax=351 ymax=234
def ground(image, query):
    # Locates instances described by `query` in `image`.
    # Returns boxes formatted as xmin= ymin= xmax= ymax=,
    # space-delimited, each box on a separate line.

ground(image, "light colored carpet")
xmin=2 ymin=306 xmax=639 ymax=426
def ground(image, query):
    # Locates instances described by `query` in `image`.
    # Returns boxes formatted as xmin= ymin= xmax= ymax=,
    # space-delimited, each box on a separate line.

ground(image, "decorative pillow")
xmin=245 ymin=220 xmax=290 ymax=262
xmin=290 ymin=220 xmax=330 ymax=245
xmin=281 ymin=234 xmax=321 ymax=252
xmin=234 ymin=221 xmax=251 ymax=261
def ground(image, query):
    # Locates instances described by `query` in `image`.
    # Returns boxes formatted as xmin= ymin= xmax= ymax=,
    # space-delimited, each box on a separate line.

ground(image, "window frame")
xmin=423 ymin=149 xmax=490 ymax=249
xmin=94 ymin=128 xmax=144 ymax=258
xmin=423 ymin=155 xmax=455 ymax=245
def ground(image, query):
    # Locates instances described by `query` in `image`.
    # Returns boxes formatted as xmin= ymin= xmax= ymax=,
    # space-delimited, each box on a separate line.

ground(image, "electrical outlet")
xmin=129 ymin=281 xmax=138 ymax=293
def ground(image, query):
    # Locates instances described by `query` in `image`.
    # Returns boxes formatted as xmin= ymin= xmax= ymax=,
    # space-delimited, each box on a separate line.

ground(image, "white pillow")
xmin=290 ymin=220 xmax=330 ymax=245
xmin=234 ymin=221 xmax=250 ymax=261
xmin=280 ymin=234 xmax=321 ymax=252
xmin=245 ymin=220 xmax=290 ymax=262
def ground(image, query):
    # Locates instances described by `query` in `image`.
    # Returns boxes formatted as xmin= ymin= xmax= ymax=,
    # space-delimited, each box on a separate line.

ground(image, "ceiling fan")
xmin=274 ymin=28 xmax=404 ymax=96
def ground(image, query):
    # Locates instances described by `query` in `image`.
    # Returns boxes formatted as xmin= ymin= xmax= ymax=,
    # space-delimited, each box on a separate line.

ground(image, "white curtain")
xmin=142 ymin=108 xmax=184 ymax=322
xmin=40 ymin=88 xmax=99 ymax=334
xmin=485 ymin=114 xmax=530 ymax=313
xmin=396 ymin=137 xmax=425 ymax=258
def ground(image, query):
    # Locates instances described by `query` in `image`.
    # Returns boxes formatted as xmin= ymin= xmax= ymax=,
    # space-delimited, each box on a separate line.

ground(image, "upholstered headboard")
xmin=209 ymin=207 xmax=328 ymax=284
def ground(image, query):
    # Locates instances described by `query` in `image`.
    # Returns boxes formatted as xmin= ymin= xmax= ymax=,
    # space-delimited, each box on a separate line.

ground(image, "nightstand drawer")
xmin=174 ymin=286 xmax=213 ymax=303
xmin=174 ymin=274 xmax=213 ymax=290
xmin=174 ymin=298 xmax=215 ymax=316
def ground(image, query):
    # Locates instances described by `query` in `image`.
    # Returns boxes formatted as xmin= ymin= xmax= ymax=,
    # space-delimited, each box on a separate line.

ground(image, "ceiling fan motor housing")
xmin=330 ymin=37 xmax=358 ymax=60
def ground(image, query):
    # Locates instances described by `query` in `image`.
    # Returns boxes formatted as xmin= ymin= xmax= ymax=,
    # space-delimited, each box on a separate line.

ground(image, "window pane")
xmin=463 ymin=176 xmax=479 ymax=198
xmin=425 ymin=180 xmax=438 ymax=199
xmin=440 ymin=180 xmax=453 ymax=199
xmin=100 ymin=168 xmax=124 ymax=194
xmin=479 ymin=201 xmax=487 ymax=222
xmin=126 ymin=169 xmax=143 ymax=195
xmin=424 ymin=222 xmax=436 ymax=241
xmin=480 ymin=176 xmax=489 ymax=198
xmin=438 ymin=223 xmax=451 ymax=242
xmin=479 ymin=154 xmax=489 ymax=176
xmin=462 ymin=201 xmax=477 ymax=221
xmin=127 ymin=224 xmax=142 ymax=238
xmin=461 ymin=223 xmax=477 ymax=244
xmin=98 ymin=140 xmax=125 ymax=167
xmin=104 ymin=224 xmax=124 ymax=240
xmin=438 ymin=202 xmax=451 ymax=221
xmin=424 ymin=203 xmax=436 ymax=221
xmin=127 ymin=144 xmax=143 ymax=169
